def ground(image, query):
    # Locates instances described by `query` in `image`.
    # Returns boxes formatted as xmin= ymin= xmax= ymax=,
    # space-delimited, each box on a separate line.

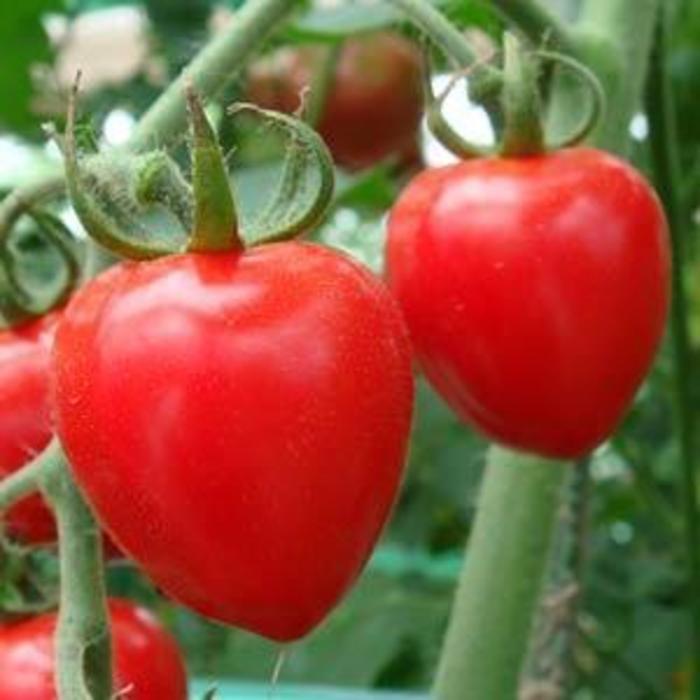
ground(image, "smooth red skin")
xmin=246 ymin=32 xmax=423 ymax=170
xmin=387 ymin=148 xmax=670 ymax=458
xmin=0 ymin=316 xmax=56 ymax=543
xmin=0 ymin=316 xmax=122 ymax=557
xmin=0 ymin=599 xmax=187 ymax=699
xmin=53 ymin=242 xmax=413 ymax=641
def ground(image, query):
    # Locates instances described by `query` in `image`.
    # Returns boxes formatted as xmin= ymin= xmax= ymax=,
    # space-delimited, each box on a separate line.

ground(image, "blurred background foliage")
xmin=1 ymin=0 xmax=699 ymax=698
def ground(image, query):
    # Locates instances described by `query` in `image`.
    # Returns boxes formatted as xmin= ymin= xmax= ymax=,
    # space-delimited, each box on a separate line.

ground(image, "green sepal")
xmin=63 ymin=80 xmax=190 ymax=261
xmin=228 ymin=103 xmax=335 ymax=246
xmin=185 ymin=85 xmax=241 ymax=253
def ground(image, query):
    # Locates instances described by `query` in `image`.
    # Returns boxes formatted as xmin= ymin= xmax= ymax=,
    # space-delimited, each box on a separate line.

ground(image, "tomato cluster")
xmin=0 ymin=27 xmax=672 ymax=695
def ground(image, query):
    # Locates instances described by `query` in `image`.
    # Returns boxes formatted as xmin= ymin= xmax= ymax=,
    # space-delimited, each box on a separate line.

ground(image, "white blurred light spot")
xmin=334 ymin=208 xmax=360 ymax=232
xmin=610 ymin=520 xmax=634 ymax=545
xmin=629 ymin=113 xmax=649 ymax=142
xmin=44 ymin=140 xmax=63 ymax=160
xmin=421 ymin=74 xmax=495 ymax=168
xmin=103 ymin=109 xmax=136 ymax=146
xmin=0 ymin=137 xmax=35 ymax=175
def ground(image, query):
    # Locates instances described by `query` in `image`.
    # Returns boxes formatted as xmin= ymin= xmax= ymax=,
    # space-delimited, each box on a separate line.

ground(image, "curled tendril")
xmin=421 ymin=48 xmax=494 ymax=160
xmin=536 ymin=49 xmax=606 ymax=149
xmin=420 ymin=38 xmax=605 ymax=160
xmin=0 ymin=208 xmax=83 ymax=329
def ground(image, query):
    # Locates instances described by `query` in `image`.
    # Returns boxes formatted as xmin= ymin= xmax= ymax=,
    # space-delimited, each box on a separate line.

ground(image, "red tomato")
xmin=0 ymin=315 xmax=122 ymax=558
xmin=52 ymin=242 xmax=413 ymax=641
xmin=246 ymin=32 xmax=423 ymax=170
xmin=0 ymin=598 xmax=187 ymax=699
xmin=386 ymin=148 xmax=670 ymax=458
xmin=0 ymin=316 xmax=56 ymax=543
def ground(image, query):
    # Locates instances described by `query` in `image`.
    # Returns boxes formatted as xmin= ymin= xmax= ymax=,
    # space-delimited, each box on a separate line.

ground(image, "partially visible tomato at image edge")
xmin=0 ymin=314 xmax=57 ymax=543
xmin=387 ymin=147 xmax=670 ymax=458
xmin=0 ymin=598 xmax=187 ymax=699
xmin=52 ymin=241 xmax=414 ymax=641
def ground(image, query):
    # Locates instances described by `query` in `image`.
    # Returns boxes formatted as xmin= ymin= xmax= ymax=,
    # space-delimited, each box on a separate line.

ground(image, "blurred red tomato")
xmin=246 ymin=32 xmax=423 ymax=170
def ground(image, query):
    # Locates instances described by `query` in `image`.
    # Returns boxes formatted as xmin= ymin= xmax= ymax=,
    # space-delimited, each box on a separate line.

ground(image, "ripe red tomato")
xmin=0 ymin=316 xmax=56 ymax=543
xmin=387 ymin=148 xmax=670 ymax=458
xmin=52 ymin=242 xmax=413 ymax=641
xmin=246 ymin=32 xmax=422 ymax=170
xmin=0 ymin=315 xmax=122 ymax=558
xmin=0 ymin=598 xmax=187 ymax=699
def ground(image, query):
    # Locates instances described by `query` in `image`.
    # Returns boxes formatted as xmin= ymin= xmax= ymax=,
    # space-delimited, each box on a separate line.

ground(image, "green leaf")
xmin=286 ymin=0 xmax=499 ymax=43
xmin=0 ymin=0 xmax=60 ymax=135
xmin=288 ymin=2 xmax=401 ymax=42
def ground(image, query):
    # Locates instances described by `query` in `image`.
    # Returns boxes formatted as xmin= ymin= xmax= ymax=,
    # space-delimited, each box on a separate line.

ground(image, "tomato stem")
xmin=500 ymin=32 xmax=546 ymax=156
xmin=489 ymin=0 xmax=575 ymax=53
xmin=646 ymin=6 xmax=700 ymax=698
xmin=128 ymin=0 xmax=297 ymax=153
xmin=40 ymin=439 xmax=112 ymax=700
xmin=0 ymin=442 xmax=60 ymax=512
xmin=433 ymin=446 xmax=567 ymax=699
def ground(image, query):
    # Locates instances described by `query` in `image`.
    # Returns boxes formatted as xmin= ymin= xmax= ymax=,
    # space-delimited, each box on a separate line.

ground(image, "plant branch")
xmin=645 ymin=5 xmax=700 ymax=698
xmin=0 ymin=440 xmax=63 ymax=512
xmin=388 ymin=0 xmax=499 ymax=76
xmin=0 ymin=0 xmax=298 ymax=245
xmin=39 ymin=440 xmax=112 ymax=700
xmin=128 ymin=0 xmax=297 ymax=152
xmin=433 ymin=447 xmax=567 ymax=699
xmin=490 ymin=0 xmax=575 ymax=52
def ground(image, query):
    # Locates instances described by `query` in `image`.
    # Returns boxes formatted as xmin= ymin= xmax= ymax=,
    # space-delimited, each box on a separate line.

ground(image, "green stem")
xmin=388 ymin=0 xmax=504 ymax=132
xmin=128 ymin=0 xmax=297 ymax=152
xmin=0 ymin=441 xmax=62 ymax=512
xmin=500 ymin=32 xmax=545 ymax=156
xmin=433 ymin=447 xmax=567 ymax=699
xmin=40 ymin=440 xmax=111 ymax=700
xmin=387 ymin=0 xmax=497 ymax=75
xmin=490 ymin=0 xmax=575 ymax=52
xmin=645 ymin=6 xmax=700 ymax=698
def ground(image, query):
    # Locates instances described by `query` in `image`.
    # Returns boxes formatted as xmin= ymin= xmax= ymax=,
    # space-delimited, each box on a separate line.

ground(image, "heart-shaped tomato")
xmin=386 ymin=148 xmax=669 ymax=458
xmin=53 ymin=242 xmax=413 ymax=641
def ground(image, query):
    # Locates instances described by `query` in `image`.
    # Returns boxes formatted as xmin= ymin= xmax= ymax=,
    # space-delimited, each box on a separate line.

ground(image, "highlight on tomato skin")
xmin=52 ymin=241 xmax=415 ymax=642
xmin=0 ymin=598 xmax=188 ymax=699
xmin=386 ymin=147 xmax=670 ymax=459
xmin=245 ymin=31 xmax=423 ymax=171
xmin=0 ymin=314 xmax=58 ymax=544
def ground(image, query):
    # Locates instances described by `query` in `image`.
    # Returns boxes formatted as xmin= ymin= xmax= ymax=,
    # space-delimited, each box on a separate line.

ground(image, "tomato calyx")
xmin=424 ymin=33 xmax=605 ymax=159
xmin=0 ymin=208 xmax=82 ymax=330
xmin=227 ymin=102 xmax=334 ymax=246
xmin=61 ymin=76 xmax=334 ymax=262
